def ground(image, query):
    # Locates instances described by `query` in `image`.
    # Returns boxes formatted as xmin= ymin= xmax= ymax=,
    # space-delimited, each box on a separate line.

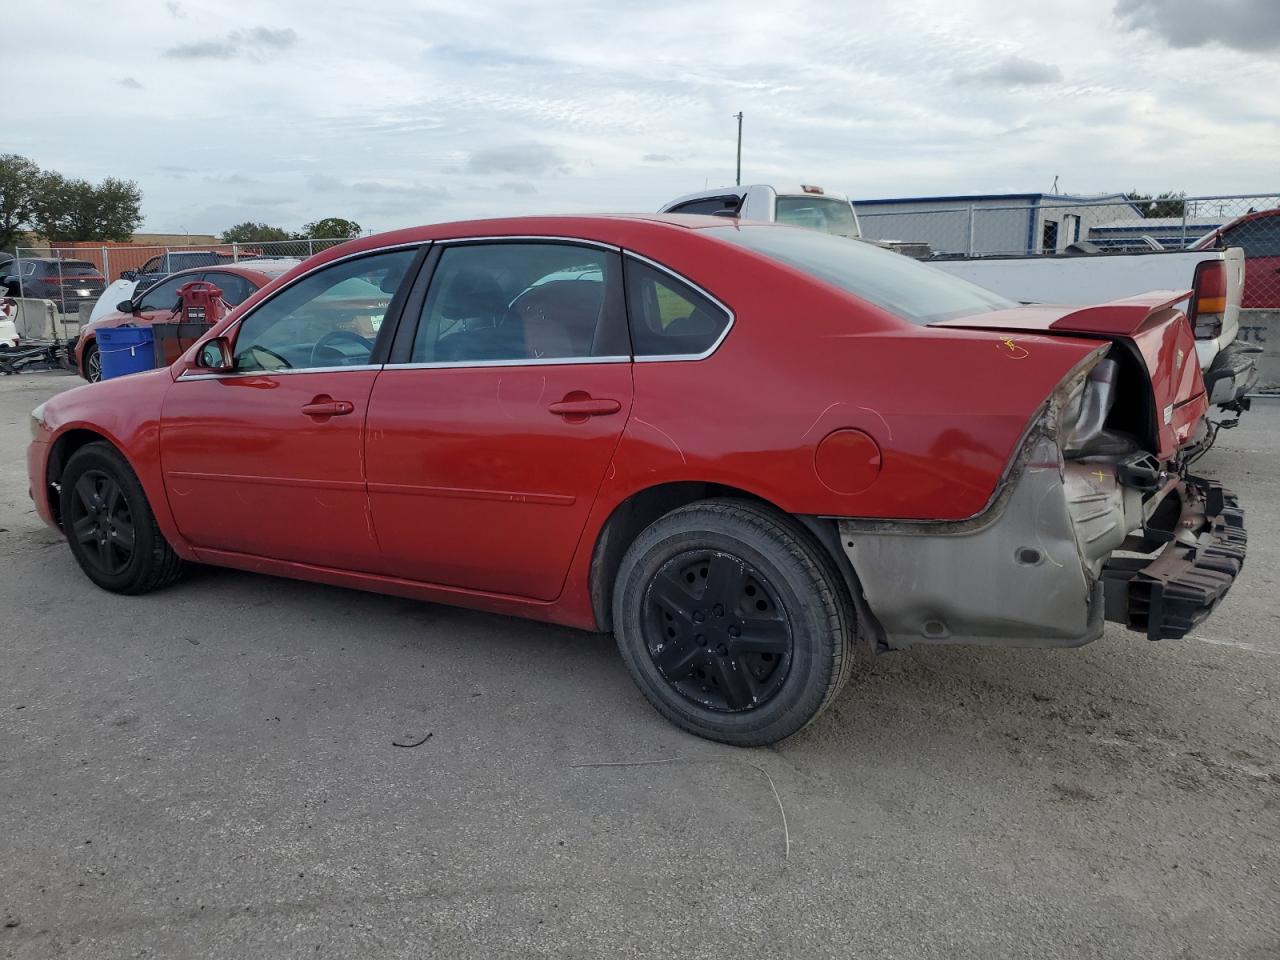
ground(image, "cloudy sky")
xmin=8 ymin=0 xmax=1280 ymax=235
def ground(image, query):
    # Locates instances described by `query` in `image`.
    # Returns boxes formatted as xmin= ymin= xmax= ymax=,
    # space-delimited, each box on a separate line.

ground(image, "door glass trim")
xmin=383 ymin=356 xmax=631 ymax=372
xmin=442 ymin=235 xmax=621 ymax=252
xmin=177 ymin=364 xmax=383 ymax=382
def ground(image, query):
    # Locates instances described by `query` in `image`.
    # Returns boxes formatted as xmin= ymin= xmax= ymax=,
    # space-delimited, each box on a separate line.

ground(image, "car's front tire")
xmin=82 ymin=341 xmax=102 ymax=383
xmin=59 ymin=441 xmax=186 ymax=594
xmin=612 ymin=499 xmax=855 ymax=746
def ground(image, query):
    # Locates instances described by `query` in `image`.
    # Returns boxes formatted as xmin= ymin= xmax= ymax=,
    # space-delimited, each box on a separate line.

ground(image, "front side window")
xmin=234 ymin=248 xmax=414 ymax=372
xmin=624 ymin=259 xmax=731 ymax=358
xmin=410 ymin=243 xmax=624 ymax=364
xmin=712 ymin=224 xmax=1014 ymax=325
xmin=136 ymin=273 xmax=194 ymax=312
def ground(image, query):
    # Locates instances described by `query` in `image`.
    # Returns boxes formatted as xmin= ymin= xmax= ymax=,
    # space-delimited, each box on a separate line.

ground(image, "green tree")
xmin=1127 ymin=190 xmax=1186 ymax=218
xmin=34 ymin=173 xmax=143 ymax=241
xmin=0 ymin=154 xmax=43 ymax=252
xmin=221 ymin=221 xmax=292 ymax=243
xmin=298 ymin=217 xmax=362 ymax=239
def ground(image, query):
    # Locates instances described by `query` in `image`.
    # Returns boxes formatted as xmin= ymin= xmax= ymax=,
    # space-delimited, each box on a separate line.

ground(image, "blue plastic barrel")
xmin=97 ymin=327 xmax=156 ymax=380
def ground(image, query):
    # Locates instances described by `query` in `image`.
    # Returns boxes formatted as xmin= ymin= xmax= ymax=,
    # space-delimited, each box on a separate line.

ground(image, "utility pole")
xmin=734 ymin=112 xmax=743 ymax=186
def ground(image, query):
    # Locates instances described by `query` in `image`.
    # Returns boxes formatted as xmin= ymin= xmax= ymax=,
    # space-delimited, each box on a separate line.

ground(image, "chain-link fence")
xmin=3 ymin=238 xmax=349 ymax=337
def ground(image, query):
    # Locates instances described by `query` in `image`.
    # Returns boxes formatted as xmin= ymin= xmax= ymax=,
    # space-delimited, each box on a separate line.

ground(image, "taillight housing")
xmin=1188 ymin=260 xmax=1226 ymax=340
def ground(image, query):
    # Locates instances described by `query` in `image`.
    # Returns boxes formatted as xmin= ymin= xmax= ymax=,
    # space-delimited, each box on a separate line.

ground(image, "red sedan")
xmin=74 ymin=259 xmax=300 ymax=382
xmin=27 ymin=216 xmax=1246 ymax=744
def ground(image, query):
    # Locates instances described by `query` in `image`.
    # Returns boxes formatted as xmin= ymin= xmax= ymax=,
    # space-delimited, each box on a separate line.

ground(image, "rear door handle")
xmin=301 ymin=396 xmax=355 ymax=419
xmin=548 ymin=398 xmax=622 ymax=417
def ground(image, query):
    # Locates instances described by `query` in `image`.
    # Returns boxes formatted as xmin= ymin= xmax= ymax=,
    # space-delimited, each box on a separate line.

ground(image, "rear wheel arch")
xmin=588 ymin=481 xmax=881 ymax=647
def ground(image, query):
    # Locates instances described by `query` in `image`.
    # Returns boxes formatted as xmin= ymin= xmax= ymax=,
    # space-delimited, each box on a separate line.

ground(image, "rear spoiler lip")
xmin=1051 ymin=290 xmax=1193 ymax=337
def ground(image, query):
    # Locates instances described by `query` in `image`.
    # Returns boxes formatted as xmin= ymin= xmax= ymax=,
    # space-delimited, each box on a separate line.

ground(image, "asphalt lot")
xmin=1 ymin=369 xmax=1277 ymax=960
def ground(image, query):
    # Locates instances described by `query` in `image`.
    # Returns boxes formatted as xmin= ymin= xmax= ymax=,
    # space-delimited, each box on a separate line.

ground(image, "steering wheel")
xmin=310 ymin=330 xmax=374 ymax=366
xmin=242 ymin=343 xmax=291 ymax=371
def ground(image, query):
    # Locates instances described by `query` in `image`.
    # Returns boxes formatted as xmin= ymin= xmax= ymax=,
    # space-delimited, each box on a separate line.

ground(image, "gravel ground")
xmin=1 ymin=370 xmax=1277 ymax=959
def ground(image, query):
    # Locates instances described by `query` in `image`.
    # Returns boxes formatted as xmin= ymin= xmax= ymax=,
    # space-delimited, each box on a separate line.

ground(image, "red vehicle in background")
xmin=73 ymin=259 xmax=299 ymax=381
xmin=27 ymin=217 xmax=1246 ymax=744
xmin=1194 ymin=207 xmax=1280 ymax=308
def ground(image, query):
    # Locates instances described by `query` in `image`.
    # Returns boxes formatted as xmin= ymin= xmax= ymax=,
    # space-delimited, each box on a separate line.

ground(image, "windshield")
xmin=713 ymin=224 xmax=1014 ymax=324
xmin=774 ymin=196 xmax=860 ymax=238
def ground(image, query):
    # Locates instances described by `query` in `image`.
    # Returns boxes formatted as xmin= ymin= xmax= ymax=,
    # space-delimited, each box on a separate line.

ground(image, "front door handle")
xmin=301 ymin=395 xmax=355 ymax=419
xmin=548 ymin=397 xmax=622 ymax=418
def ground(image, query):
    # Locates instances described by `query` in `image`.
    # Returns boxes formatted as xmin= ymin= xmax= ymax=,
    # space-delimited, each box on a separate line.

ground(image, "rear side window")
xmin=624 ymin=259 xmax=731 ymax=358
xmin=712 ymin=224 xmax=1013 ymax=325
xmin=410 ymin=243 xmax=626 ymax=364
xmin=669 ymin=196 xmax=741 ymax=217
xmin=205 ymin=271 xmax=256 ymax=305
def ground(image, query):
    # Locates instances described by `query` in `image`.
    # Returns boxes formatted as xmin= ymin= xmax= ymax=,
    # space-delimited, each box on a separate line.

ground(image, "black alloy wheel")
xmin=612 ymin=499 xmax=856 ymax=746
xmin=643 ymin=550 xmax=794 ymax=712
xmin=59 ymin=441 xmax=186 ymax=594
xmin=66 ymin=469 xmax=135 ymax=577
xmin=83 ymin=342 xmax=102 ymax=382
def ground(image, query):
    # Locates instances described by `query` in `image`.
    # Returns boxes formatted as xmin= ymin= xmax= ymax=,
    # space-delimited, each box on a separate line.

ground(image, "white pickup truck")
xmin=659 ymin=185 xmax=1258 ymax=414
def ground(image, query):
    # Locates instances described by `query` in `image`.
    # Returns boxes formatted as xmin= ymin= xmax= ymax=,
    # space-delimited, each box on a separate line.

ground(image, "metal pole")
xmin=232 ymin=242 xmax=239 ymax=263
xmin=308 ymin=239 xmax=315 ymax=257
xmin=734 ymin=112 xmax=743 ymax=186
xmin=966 ymin=205 xmax=976 ymax=255
xmin=102 ymin=247 xmax=110 ymax=287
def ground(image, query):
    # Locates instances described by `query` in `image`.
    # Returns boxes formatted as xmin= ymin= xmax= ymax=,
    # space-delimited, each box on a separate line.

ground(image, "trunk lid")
xmin=933 ymin=291 xmax=1208 ymax=460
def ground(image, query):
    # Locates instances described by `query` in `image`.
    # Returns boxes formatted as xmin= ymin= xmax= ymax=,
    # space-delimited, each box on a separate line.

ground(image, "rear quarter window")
xmin=624 ymin=258 xmax=731 ymax=358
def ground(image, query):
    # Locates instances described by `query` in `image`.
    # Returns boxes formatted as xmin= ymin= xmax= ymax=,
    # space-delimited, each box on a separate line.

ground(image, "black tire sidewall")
xmin=614 ymin=504 xmax=843 ymax=745
xmin=83 ymin=342 xmax=101 ymax=382
xmin=60 ymin=444 xmax=161 ymax=593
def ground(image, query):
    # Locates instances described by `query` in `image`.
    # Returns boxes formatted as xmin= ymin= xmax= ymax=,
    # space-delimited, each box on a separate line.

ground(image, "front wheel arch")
xmin=46 ymin=428 xmax=117 ymax=529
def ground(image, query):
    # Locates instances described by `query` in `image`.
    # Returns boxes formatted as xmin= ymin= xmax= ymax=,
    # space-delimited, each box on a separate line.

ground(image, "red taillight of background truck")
xmin=1188 ymin=259 xmax=1227 ymax=339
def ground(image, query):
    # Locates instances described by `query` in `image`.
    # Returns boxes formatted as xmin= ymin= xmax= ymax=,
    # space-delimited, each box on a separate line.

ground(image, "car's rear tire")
xmin=82 ymin=341 xmax=102 ymax=383
xmin=612 ymin=499 xmax=855 ymax=746
xmin=59 ymin=441 xmax=186 ymax=594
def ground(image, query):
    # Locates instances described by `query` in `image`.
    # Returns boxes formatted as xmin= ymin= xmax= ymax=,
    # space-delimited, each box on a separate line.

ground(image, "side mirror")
xmin=120 ymin=270 xmax=137 ymax=281
xmin=116 ymin=299 xmax=136 ymax=313
xmin=196 ymin=336 xmax=234 ymax=372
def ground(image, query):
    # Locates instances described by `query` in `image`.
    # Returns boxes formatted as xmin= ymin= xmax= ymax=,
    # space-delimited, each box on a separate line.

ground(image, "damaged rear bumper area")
xmin=1101 ymin=477 xmax=1246 ymax=640
xmin=836 ymin=436 xmax=1247 ymax=651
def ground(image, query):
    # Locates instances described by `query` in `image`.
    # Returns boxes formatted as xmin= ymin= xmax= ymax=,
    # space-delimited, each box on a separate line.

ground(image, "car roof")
xmin=266 ymin=214 xmax=764 ymax=283
xmin=156 ymin=259 xmax=302 ymax=283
